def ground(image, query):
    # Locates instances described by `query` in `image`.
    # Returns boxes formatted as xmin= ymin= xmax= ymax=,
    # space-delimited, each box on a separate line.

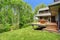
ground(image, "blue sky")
xmin=24 ymin=0 xmax=54 ymax=10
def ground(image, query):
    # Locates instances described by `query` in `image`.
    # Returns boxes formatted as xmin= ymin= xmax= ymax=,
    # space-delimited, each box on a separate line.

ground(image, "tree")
xmin=0 ymin=0 xmax=33 ymax=32
xmin=19 ymin=2 xmax=33 ymax=28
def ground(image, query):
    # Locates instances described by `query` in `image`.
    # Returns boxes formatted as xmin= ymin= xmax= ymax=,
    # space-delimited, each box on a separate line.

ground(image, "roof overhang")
xmin=49 ymin=1 xmax=60 ymax=6
xmin=48 ymin=1 xmax=60 ymax=16
xmin=39 ymin=7 xmax=49 ymax=11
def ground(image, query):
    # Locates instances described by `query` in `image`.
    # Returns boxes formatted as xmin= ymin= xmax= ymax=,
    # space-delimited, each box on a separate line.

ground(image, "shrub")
xmin=10 ymin=24 xmax=19 ymax=30
xmin=3 ymin=23 xmax=11 ymax=32
xmin=0 ymin=23 xmax=19 ymax=33
xmin=0 ymin=24 xmax=4 ymax=33
xmin=0 ymin=24 xmax=10 ymax=33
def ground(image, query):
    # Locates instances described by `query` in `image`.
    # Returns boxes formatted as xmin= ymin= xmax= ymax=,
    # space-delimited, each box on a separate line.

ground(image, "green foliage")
xmin=0 ymin=24 xmax=4 ymax=33
xmin=0 ymin=27 xmax=59 ymax=40
xmin=0 ymin=0 xmax=33 ymax=32
xmin=0 ymin=24 xmax=10 ymax=33
xmin=19 ymin=2 xmax=33 ymax=28
xmin=3 ymin=23 xmax=11 ymax=32
xmin=10 ymin=24 xmax=19 ymax=30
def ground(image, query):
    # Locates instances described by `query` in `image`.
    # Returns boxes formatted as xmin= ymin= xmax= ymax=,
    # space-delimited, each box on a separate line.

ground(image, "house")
xmin=35 ymin=7 xmax=51 ymax=22
xmin=34 ymin=7 xmax=58 ymax=32
xmin=31 ymin=7 xmax=52 ymax=30
xmin=32 ymin=0 xmax=60 ymax=32
xmin=48 ymin=0 xmax=60 ymax=32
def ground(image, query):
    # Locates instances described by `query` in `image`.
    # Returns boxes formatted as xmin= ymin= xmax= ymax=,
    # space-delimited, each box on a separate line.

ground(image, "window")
xmin=39 ymin=11 xmax=44 ymax=14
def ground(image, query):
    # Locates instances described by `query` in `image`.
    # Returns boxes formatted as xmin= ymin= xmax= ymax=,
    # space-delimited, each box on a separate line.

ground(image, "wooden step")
xmin=44 ymin=23 xmax=58 ymax=32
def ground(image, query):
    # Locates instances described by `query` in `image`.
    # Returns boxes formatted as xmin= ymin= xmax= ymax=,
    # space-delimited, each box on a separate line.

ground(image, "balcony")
xmin=35 ymin=12 xmax=51 ymax=17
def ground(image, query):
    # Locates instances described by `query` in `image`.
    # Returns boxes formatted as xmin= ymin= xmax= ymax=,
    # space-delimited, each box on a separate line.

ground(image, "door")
xmin=51 ymin=16 xmax=56 ymax=22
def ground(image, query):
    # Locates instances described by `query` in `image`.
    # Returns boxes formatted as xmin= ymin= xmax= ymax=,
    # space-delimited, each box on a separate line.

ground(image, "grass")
xmin=0 ymin=26 xmax=60 ymax=40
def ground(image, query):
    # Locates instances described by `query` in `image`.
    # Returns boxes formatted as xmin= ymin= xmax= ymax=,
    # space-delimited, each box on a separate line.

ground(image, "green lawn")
xmin=0 ymin=26 xmax=60 ymax=40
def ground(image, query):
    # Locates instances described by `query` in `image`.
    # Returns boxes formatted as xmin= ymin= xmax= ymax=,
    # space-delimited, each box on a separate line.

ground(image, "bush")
xmin=0 ymin=24 xmax=4 ymax=33
xmin=4 ymin=23 xmax=11 ymax=32
xmin=0 ymin=23 xmax=19 ymax=33
xmin=10 ymin=24 xmax=19 ymax=30
xmin=0 ymin=24 xmax=11 ymax=33
xmin=22 ymin=23 xmax=30 ymax=28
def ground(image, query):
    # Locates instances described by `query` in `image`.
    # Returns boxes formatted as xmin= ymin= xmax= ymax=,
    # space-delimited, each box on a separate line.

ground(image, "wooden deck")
xmin=44 ymin=23 xmax=58 ymax=32
xmin=31 ymin=22 xmax=58 ymax=32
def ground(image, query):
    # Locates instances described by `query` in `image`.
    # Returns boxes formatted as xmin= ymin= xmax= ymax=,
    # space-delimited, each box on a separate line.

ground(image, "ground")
xmin=0 ymin=26 xmax=60 ymax=40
